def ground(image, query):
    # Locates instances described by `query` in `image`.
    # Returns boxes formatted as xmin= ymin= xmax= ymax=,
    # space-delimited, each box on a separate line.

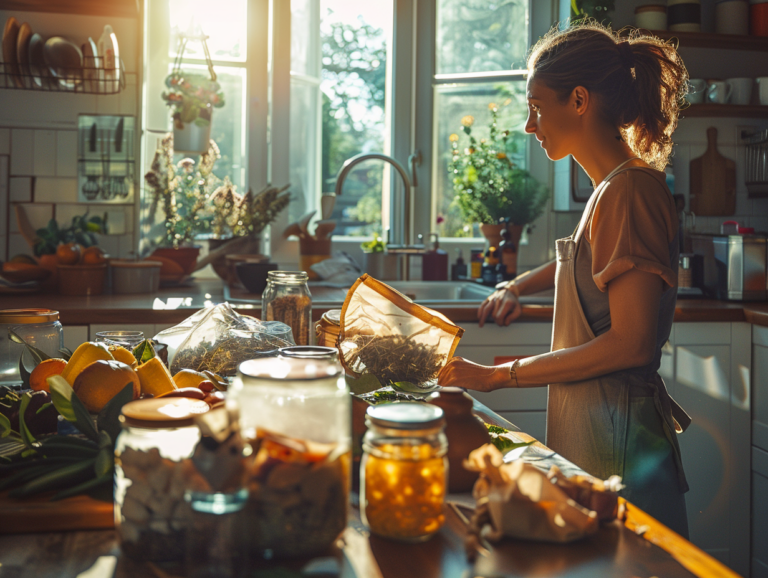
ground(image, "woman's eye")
xmin=529 ymin=104 xmax=540 ymax=113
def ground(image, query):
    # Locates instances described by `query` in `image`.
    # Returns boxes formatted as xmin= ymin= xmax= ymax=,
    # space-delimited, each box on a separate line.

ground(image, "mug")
xmin=715 ymin=0 xmax=749 ymax=35
xmin=757 ymin=77 xmax=768 ymax=105
xmin=726 ymin=77 xmax=753 ymax=105
xmin=707 ymin=80 xmax=732 ymax=104
xmin=667 ymin=0 xmax=701 ymax=32
xmin=752 ymin=1 xmax=768 ymax=36
xmin=687 ymin=78 xmax=707 ymax=104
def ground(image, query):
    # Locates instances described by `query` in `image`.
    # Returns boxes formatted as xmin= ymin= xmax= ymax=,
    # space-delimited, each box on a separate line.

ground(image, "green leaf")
xmin=9 ymin=328 xmax=51 ymax=364
xmin=19 ymin=355 xmax=31 ymax=389
xmin=18 ymin=394 xmax=37 ymax=450
xmin=346 ymin=373 xmax=381 ymax=395
xmin=35 ymin=402 xmax=53 ymax=415
xmin=489 ymin=435 xmax=534 ymax=454
xmin=48 ymin=376 xmax=99 ymax=442
xmin=97 ymin=383 xmax=134 ymax=444
xmin=59 ymin=347 xmax=73 ymax=361
xmin=392 ymin=381 xmax=439 ymax=394
xmin=132 ymin=340 xmax=156 ymax=364
xmin=94 ymin=447 xmax=113 ymax=478
xmin=51 ymin=471 xmax=111 ymax=502
xmin=0 ymin=412 xmax=12 ymax=438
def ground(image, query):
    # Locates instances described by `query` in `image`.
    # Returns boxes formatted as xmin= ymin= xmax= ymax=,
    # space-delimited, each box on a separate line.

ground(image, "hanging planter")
xmin=162 ymin=34 xmax=224 ymax=154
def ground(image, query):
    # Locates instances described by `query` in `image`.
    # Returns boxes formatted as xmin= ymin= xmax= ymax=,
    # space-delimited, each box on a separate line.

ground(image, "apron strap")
xmin=650 ymin=374 xmax=690 ymax=493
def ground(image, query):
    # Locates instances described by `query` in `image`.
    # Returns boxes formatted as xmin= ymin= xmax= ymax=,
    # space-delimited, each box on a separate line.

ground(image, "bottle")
xmin=481 ymin=247 xmax=499 ymax=285
xmin=421 ymin=233 xmax=448 ymax=281
xmin=470 ymin=249 xmax=484 ymax=279
xmin=450 ymin=250 xmax=467 ymax=281
xmin=98 ymin=25 xmax=120 ymax=92
xmin=498 ymin=228 xmax=517 ymax=280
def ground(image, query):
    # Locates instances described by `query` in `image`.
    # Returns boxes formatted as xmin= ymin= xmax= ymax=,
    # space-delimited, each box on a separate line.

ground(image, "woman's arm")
xmin=441 ymin=267 xmax=662 ymax=391
xmin=477 ymin=259 xmax=557 ymax=327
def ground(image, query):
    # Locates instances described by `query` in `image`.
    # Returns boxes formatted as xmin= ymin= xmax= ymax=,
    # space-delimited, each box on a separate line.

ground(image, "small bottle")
xmin=470 ymin=249 xmax=484 ymax=279
xmin=450 ymin=250 xmax=467 ymax=281
xmin=481 ymin=247 xmax=499 ymax=285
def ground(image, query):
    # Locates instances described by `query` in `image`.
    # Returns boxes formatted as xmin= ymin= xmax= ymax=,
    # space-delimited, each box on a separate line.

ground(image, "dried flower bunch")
xmin=347 ymin=334 xmax=446 ymax=387
xmin=209 ymin=182 xmax=291 ymax=239
xmin=449 ymin=101 xmax=548 ymax=226
xmin=171 ymin=334 xmax=291 ymax=377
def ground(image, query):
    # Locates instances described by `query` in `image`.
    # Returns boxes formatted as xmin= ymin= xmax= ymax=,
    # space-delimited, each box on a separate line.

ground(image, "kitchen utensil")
xmin=635 ymin=4 xmax=667 ymax=29
xmin=689 ymin=127 xmax=736 ymax=216
xmin=743 ymin=128 xmax=768 ymax=196
xmin=667 ymin=0 xmax=701 ymax=31
xmin=314 ymin=219 xmax=336 ymax=239
xmin=321 ymin=193 xmax=336 ymax=220
xmin=282 ymin=221 xmax=302 ymax=238
xmin=44 ymin=37 xmax=82 ymax=90
xmin=686 ymin=78 xmax=706 ymax=104
xmin=114 ymin=117 xmax=124 ymax=153
xmin=111 ymin=176 xmax=128 ymax=198
xmin=16 ymin=22 xmax=32 ymax=88
xmin=57 ymin=263 xmax=107 ymax=296
xmin=298 ymin=210 xmax=316 ymax=236
xmin=28 ymin=33 xmax=49 ymax=88
xmin=236 ymin=261 xmax=278 ymax=294
xmin=3 ymin=17 xmax=23 ymax=88
xmin=726 ymin=77 xmax=753 ymax=105
xmin=715 ymin=0 xmax=749 ymax=35
xmin=81 ymin=37 xmax=98 ymax=92
xmin=706 ymin=80 xmax=732 ymax=104
xmin=82 ymin=175 xmax=100 ymax=200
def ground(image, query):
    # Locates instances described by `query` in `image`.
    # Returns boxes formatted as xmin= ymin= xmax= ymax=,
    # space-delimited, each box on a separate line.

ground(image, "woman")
xmin=438 ymin=22 xmax=691 ymax=537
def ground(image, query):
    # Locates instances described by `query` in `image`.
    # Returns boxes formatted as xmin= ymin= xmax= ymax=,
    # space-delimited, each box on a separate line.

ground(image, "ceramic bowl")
xmin=236 ymin=262 xmax=278 ymax=294
xmin=43 ymin=37 xmax=82 ymax=88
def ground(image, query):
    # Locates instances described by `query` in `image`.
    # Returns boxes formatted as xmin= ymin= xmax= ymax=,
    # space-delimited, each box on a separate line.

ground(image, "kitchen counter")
xmin=3 ymin=279 xmax=768 ymax=327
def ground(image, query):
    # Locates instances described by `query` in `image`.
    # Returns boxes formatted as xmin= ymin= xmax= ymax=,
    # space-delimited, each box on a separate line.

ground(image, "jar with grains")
xmin=315 ymin=309 xmax=341 ymax=348
xmin=0 ymin=309 xmax=63 ymax=385
xmin=262 ymin=271 xmax=312 ymax=346
xmin=230 ymin=356 xmax=350 ymax=560
xmin=361 ymin=402 xmax=448 ymax=542
xmin=114 ymin=400 xmax=204 ymax=563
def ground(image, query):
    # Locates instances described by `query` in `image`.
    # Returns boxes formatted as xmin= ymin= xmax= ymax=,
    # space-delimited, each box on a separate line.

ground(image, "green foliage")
xmin=33 ymin=214 xmax=106 ymax=257
xmin=448 ymin=102 xmax=548 ymax=226
xmin=571 ymin=0 xmax=615 ymax=21
xmin=360 ymin=236 xmax=385 ymax=253
xmin=163 ymin=71 xmax=225 ymax=129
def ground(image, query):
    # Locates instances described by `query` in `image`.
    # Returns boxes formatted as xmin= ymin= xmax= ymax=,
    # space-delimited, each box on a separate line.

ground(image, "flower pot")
xmin=173 ymin=120 xmax=212 ymax=154
xmin=480 ymin=223 xmax=506 ymax=251
xmin=148 ymin=246 xmax=200 ymax=276
xmin=299 ymin=238 xmax=331 ymax=281
xmin=208 ymin=237 xmax=263 ymax=284
xmin=109 ymin=260 xmax=162 ymax=294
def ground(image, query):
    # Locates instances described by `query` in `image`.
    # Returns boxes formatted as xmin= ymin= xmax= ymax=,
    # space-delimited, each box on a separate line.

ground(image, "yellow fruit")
xmin=172 ymin=369 xmax=209 ymax=390
xmin=29 ymin=358 xmax=67 ymax=392
xmin=73 ymin=360 xmax=140 ymax=413
xmin=9 ymin=254 xmax=38 ymax=265
xmin=60 ymin=342 xmax=114 ymax=386
xmin=137 ymin=357 xmax=177 ymax=397
xmin=109 ymin=345 xmax=138 ymax=369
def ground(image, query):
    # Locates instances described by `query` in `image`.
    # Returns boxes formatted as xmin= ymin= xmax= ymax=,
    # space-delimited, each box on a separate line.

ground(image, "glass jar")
xmin=95 ymin=330 xmax=145 ymax=350
xmin=114 ymin=407 xmax=201 ymax=563
xmin=0 ymin=309 xmax=63 ymax=385
xmin=278 ymin=345 xmax=338 ymax=361
xmin=315 ymin=309 xmax=341 ymax=348
xmin=361 ymin=402 xmax=448 ymax=542
xmin=230 ymin=356 xmax=350 ymax=560
xmin=262 ymin=271 xmax=312 ymax=346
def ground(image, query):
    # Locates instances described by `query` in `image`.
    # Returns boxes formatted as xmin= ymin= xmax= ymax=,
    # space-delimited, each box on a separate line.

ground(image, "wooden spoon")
xmin=283 ymin=221 xmax=302 ymax=239
xmin=298 ymin=211 xmax=316 ymax=236
xmin=321 ymin=193 xmax=336 ymax=220
xmin=314 ymin=219 xmax=336 ymax=239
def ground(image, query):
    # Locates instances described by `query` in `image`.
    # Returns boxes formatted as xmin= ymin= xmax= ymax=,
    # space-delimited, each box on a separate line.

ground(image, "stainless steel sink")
xmin=386 ymin=281 xmax=495 ymax=303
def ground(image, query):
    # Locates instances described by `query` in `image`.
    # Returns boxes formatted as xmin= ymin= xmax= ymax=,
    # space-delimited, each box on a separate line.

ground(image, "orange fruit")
xmin=172 ymin=369 xmax=209 ymax=390
xmin=29 ymin=358 xmax=67 ymax=392
xmin=73 ymin=360 xmax=141 ymax=412
xmin=108 ymin=345 xmax=138 ymax=369
xmin=136 ymin=357 xmax=177 ymax=397
xmin=56 ymin=243 xmax=81 ymax=265
xmin=60 ymin=342 xmax=114 ymax=386
xmin=145 ymin=256 xmax=184 ymax=276
xmin=81 ymin=246 xmax=106 ymax=265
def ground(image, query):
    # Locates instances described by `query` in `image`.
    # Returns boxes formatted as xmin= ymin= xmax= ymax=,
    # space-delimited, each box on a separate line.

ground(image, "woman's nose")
xmin=524 ymin=111 xmax=536 ymax=134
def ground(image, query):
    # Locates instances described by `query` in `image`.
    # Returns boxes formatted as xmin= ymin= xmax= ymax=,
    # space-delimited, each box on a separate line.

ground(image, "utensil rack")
xmin=1 ymin=57 xmax=126 ymax=95
xmin=742 ymin=129 xmax=768 ymax=198
xmin=78 ymin=115 xmax=135 ymax=202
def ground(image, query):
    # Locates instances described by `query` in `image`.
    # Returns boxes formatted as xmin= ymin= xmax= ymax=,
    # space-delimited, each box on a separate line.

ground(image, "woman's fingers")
xmin=478 ymin=295 xmax=498 ymax=327
xmin=502 ymin=300 xmax=522 ymax=326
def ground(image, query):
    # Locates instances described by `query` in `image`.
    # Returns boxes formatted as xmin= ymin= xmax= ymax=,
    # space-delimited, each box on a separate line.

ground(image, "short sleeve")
xmin=586 ymin=170 xmax=678 ymax=292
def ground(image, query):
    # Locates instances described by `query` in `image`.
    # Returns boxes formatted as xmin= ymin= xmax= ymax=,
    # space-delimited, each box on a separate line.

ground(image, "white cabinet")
xmin=752 ymin=326 xmax=768 ymax=577
xmin=671 ymin=322 xmax=751 ymax=576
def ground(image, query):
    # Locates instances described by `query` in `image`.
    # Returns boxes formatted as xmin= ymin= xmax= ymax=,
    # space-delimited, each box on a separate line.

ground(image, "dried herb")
xmin=347 ymin=334 xmax=446 ymax=388
xmin=264 ymin=295 xmax=312 ymax=346
xmin=171 ymin=334 xmax=290 ymax=376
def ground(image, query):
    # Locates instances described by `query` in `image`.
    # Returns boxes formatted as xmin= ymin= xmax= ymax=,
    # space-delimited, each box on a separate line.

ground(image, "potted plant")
xmin=162 ymin=71 xmax=225 ymax=154
xmin=448 ymin=102 xmax=548 ymax=277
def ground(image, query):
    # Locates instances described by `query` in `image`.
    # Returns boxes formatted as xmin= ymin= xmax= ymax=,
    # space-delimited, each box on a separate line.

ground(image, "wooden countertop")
xmin=2 ymin=280 xmax=767 ymax=327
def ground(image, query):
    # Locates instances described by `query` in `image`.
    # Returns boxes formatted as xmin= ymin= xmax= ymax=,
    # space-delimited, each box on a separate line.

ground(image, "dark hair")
xmin=527 ymin=21 xmax=688 ymax=169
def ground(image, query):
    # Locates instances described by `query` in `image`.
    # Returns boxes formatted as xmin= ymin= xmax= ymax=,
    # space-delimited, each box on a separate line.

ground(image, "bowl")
xmin=43 ymin=37 xmax=82 ymax=88
xmin=57 ymin=263 xmax=106 ymax=296
xmin=236 ymin=262 xmax=278 ymax=294
xmin=110 ymin=260 xmax=162 ymax=294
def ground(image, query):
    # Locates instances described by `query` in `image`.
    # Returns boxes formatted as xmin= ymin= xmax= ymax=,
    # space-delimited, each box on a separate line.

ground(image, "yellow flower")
xmin=488 ymin=102 xmax=497 ymax=110
xmin=503 ymin=98 xmax=512 ymax=106
xmin=497 ymin=152 xmax=507 ymax=159
xmin=461 ymin=115 xmax=474 ymax=127
xmin=449 ymin=133 xmax=459 ymax=142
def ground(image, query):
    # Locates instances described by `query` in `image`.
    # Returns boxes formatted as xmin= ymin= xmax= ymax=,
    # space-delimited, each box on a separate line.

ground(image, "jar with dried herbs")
xmin=262 ymin=271 xmax=312 ymax=346
xmin=361 ymin=402 xmax=448 ymax=542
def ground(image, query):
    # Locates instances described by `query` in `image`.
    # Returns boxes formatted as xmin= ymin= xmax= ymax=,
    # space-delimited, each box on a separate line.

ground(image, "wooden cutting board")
xmin=689 ymin=127 xmax=737 ymax=216
xmin=0 ymin=492 xmax=113 ymax=533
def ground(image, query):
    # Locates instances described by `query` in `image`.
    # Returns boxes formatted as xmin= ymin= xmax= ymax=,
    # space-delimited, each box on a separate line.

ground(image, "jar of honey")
xmin=361 ymin=403 xmax=448 ymax=542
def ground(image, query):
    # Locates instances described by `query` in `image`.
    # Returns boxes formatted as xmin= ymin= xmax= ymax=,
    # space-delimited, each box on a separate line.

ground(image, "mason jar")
xmin=229 ymin=355 xmax=350 ymax=560
xmin=361 ymin=402 xmax=448 ymax=542
xmin=261 ymin=271 xmax=312 ymax=346
xmin=0 ymin=309 xmax=63 ymax=385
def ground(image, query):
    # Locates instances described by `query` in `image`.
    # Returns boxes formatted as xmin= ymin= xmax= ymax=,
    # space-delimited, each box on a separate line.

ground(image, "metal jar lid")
xmin=322 ymin=310 xmax=341 ymax=326
xmin=365 ymin=402 xmax=445 ymax=430
xmin=239 ymin=355 xmax=342 ymax=382
xmin=279 ymin=346 xmax=338 ymax=360
xmin=0 ymin=309 xmax=60 ymax=324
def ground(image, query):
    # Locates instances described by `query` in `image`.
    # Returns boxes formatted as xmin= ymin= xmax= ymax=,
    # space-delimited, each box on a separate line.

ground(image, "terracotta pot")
xmin=299 ymin=237 xmax=331 ymax=281
xmin=37 ymin=254 xmax=59 ymax=292
xmin=208 ymin=237 xmax=263 ymax=284
xmin=480 ymin=223 xmax=505 ymax=251
xmin=148 ymin=246 xmax=200 ymax=276
xmin=427 ymin=387 xmax=491 ymax=492
xmin=502 ymin=224 xmax=524 ymax=279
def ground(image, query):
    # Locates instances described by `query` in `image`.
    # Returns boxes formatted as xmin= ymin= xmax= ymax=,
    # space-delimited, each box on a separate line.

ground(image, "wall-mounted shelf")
xmin=1 ymin=61 xmax=125 ymax=95
xmin=649 ymin=30 xmax=768 ymax=52
xmin=682 ymin=104 xmax=768 ymax=118
xmin=0 ymin=0 xmax=139 ymax=18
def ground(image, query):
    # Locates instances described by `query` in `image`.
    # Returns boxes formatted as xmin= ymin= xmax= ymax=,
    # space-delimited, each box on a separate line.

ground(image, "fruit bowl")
xmin=57 ymin=263 xmax=107 ymax=296
xmin=0 ymin=263 xmax=51 ymax=284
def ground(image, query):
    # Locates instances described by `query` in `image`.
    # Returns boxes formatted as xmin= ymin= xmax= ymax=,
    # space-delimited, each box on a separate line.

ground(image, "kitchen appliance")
xmin=691 ymin=233 xmax=767 ymax=301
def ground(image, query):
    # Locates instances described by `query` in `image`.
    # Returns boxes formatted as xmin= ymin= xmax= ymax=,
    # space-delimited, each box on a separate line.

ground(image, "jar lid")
xmin=239 ymin=356 xmax=342 ymax=381
xmin=279 ymin=346 xmax=338 ymax=360
xmin=366 ymin=402 xmax=445 ymax=430
xmin=0 ymin=309 xmax=59 ymax=324
xmin=322 ymin=310 xmax=341 ymax=326
xmin=120 ymin=397 xmax=210 ymax=428
xmin=267 ymin=270 xmax=309 ymax=284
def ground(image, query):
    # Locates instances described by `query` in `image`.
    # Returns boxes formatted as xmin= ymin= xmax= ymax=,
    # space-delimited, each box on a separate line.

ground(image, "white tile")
xmin=105 ymin=209 xmax=127 ymax=235
xmin=96 ymin=95 xmax=121 ymax=115
xmin=56 ymin=131 xmax=78 ymax=177
xmin=35 ymin=178 xmax=78 ymax=203
xmin=9 ymin=177 xmax=32 ymax=203
xmin=97 ymin=235 xmax=119 ymax=258
xmin=55 ymin=203 xmax=88 ymax=225
xmin=33 ymin=130 xmax=57 ymax=177
xmin=0 ymin=128 xmax=9 ymax=155
xmin=10 ymin=203 xmax=53 ymax=234
xmin=8 ymin=233 xmax=33 ymax=259
xmin=118 ymin=233 xmax=136 ymax=258
xmin=119 ymin=85 xmax=138 ymax=116
xmin=672 ymin=144 xmax=690 ymax=200
xmin=10 ymin=129 xmax=34 ymax=176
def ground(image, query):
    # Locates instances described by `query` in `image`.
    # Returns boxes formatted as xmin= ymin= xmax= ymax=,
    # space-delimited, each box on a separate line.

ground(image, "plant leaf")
xmin=346 ymin=373 xmax=382 ymax=395
xmin=47 ymin=376 xmax=99 ymax=442
xmin=18 ymin=394 xmax=37 ymax=450
xmin=18 ymin=355 xmax=31 ymax=389
xmin=0 ymin=412 xmax=12 ymax=438
xmin=9 ymin=328 xmax=51 ymax=364
xmin=97 ymin=383 xmax=135 ymax=444
xmin=58 ymin=348 xmax=73 ymax=361
xmin=132 ymin=340 xmax=156 ymax=364
xmin=392 ymin=381 xmax=439 ymax=394
xmin=94 ymin=447 xmax=114 ymax=477
xmin=35 ymin=402 xmax=53 ymax=415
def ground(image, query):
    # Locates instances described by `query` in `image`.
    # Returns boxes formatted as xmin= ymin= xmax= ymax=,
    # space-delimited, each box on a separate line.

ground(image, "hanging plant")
xmin=162 ymin=71 xmax=225 ymax=130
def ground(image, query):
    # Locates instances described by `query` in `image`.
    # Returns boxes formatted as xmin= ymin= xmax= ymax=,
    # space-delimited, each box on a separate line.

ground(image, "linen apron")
xmin=546 ymin=162 xmax=692 ymax=537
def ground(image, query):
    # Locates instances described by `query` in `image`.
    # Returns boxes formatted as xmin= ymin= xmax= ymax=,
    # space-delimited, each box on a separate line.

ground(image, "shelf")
xmin=1 ymin=61 xmax=126 ymax=95
xmin=681 ymin=104 xmax=768 ymax=118
xmin=650 ymin=30 xmax=768 ymax=52
xmin=0 ymin=0 xmax=139 ymax=18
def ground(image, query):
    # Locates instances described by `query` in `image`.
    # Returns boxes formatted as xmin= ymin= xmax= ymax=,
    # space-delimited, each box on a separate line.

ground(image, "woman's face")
xmin=524 ymin=76 xmax=582 ymax=161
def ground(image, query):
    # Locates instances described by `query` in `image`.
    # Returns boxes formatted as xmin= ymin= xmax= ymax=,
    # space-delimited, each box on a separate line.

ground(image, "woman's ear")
xmin=571 ymin=86 xmax=590 ymax=116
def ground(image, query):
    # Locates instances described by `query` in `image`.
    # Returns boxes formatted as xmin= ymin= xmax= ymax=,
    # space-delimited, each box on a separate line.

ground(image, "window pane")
xmin=289 ymin=78 xmax=319 ymax=224
xmin=169 ymin=0 xmax=247 ymax=62
xmin=433 ymin=81 xmax=528 ymax=238
xmin=291 ymin=0 xmax=318 ymax=76
xmin=436 ymin=0 xmax=529 ymax=74
xmin=320 ymin=0 xmax=392 ymax=236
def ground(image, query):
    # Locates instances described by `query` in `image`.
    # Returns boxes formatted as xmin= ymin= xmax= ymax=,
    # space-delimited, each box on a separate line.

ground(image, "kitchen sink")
xmin=386 ymin=281 xmax=495 ymax=303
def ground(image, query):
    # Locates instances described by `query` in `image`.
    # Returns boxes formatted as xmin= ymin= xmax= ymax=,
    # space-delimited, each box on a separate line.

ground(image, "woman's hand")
xmin=437 ymin=357 xmax=511 ymax=393
xmin=477 ymin=285 xmax=522 ymax=328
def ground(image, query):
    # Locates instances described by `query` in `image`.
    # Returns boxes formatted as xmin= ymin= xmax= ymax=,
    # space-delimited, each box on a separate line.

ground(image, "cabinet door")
xmin=753 ymin=450 xmax=768 ymax=578
xmin=754 ymin=343 xmax=768 ymax=452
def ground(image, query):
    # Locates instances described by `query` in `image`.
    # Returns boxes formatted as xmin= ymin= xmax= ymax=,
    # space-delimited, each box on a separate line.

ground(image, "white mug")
xmin=726 ymin=77 xmax=753 ymax=105
xmin=757 ymin=77 xmax=768 ymax=105
xmin=687 ymin=78 xmax=707 ymax=104
xmin=707 ymin=80 xmax=732 ymax=104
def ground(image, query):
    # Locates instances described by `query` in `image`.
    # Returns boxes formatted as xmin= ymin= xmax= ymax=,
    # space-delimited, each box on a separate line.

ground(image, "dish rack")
xmin=0 ymin=57 xmax=126 ymax=95
xmin=743 ymin=129 xmax=768 ymax=198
